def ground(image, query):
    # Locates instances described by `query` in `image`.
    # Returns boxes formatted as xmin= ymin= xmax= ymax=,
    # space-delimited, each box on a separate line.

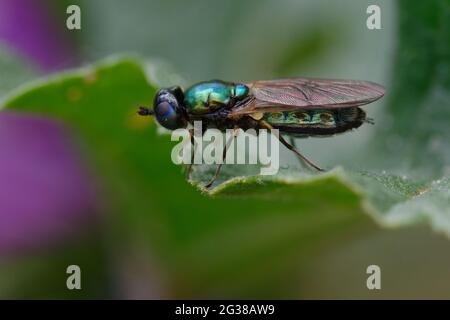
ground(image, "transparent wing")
xmin=230 ymin=78 xmax=385 ymax=115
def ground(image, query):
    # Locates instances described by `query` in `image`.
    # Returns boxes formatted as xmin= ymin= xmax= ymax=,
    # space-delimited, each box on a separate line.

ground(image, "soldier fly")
xmin=138 ymin=78 xmax=385 ymax=188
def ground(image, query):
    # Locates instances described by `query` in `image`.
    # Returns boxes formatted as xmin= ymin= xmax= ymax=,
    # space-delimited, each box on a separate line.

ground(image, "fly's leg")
xmin=289 ymin=136 xmax=306 ymax=168
xmin=204 ymin=127 xmax=239 ymax=189
xmin=288 ymin=136 xmax=296 ymax=148
xmin=259 ymin=120 xmax=324 ymax=172
xmin=185 ymin=128 xmax=195 ymax=180
xmin=281 ymin=135 xmax=324 ymax=171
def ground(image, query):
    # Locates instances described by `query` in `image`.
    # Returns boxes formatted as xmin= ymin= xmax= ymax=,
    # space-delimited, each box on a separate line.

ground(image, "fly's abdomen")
xmin=264 ymin=108 xmax=367 ymax=136
xmin=184 ymin=80 xmax=249 ymax=114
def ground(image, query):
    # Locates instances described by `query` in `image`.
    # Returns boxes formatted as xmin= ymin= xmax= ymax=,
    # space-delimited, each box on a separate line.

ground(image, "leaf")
xmin=1 ymin=50 xmax=448 ymax=298
xmin=0 ymin=57 xmax=365 ymax=297
xmin=0 ymin=46 xmax=111 ymax=299
xmin=379 ymin=0 xmax=450 ymax=175
xmin=0 ymin=236 xmax=110 ymax=299
xmin=0 ymin=1 xmax=448 ymax=299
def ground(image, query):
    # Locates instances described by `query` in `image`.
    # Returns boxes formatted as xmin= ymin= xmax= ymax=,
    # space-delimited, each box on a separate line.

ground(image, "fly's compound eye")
xmin=153 ymin=87 xmax=187 ymax=130
xmin=154 ymin=101 xmax=185 ymax=130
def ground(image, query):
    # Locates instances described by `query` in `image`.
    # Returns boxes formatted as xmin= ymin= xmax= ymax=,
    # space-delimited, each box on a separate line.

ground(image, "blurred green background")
xmin=0 ymin=0 xmax=449 ymax=299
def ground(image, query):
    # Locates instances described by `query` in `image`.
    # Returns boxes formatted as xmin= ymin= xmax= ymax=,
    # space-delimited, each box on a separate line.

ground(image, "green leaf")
xmin=379 ymin=0 xmax=450 ymax=175
xmin=0 ymin=57 xmax=366 ymax=297
xmin=0 ymin=235 xmax=110 ymax=299
xmin=0 ymin=0 xmax=448 ymax=299
xmin=1 ymin=51 xmax=448 ymax=298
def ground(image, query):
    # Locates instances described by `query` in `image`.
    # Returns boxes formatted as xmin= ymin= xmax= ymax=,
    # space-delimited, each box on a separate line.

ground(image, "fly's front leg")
xmin=184 ymin=128 xmax=195 ymax=180
xmin=204 ymin=126 xmax=239 ymax=189
xmin=259 ymin=120 xmax=324 ymax=172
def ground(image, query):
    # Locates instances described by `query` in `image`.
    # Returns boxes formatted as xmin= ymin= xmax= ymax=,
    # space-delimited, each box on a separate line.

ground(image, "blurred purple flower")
xmin=0 ymin=0 xmax=78 ymax=71
xmin=0 ymin=112 xmax=98 ymax=256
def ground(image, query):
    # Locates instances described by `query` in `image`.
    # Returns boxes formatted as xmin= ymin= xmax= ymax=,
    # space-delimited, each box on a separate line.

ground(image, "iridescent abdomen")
xmin=264 ymin=108 xmax=366 ymax=136
xmin=184 ymin=80 xmax=249 ymax=114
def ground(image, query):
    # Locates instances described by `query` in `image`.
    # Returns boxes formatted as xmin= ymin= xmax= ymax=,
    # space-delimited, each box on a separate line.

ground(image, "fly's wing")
xmin=230 ymin=78 xmax=385 ymax=115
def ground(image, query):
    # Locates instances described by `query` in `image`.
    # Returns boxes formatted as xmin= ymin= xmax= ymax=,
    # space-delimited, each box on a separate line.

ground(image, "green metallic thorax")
xmin=184 ymin=80 xmax=249 ymax=114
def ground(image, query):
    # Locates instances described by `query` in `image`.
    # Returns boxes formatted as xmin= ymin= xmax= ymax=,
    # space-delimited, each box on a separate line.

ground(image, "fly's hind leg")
xmin=289 ymin=136 xmax=297 ymax=149
xmin=289 ymin=136 xmax=307 ymax=168
xmin=259 ymin=120 xmax=324 ymax=172
xmin=282 ymin=135 xmax=324 ymax=171
xmin=204 ymin=127 xmax=239 ymax=189
xmin=184 ymin=129 xmax=196 ymax=180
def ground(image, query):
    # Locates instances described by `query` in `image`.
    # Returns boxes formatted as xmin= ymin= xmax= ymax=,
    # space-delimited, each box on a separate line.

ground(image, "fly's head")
xmin=138 ymin=86 xmax=188 ymax=130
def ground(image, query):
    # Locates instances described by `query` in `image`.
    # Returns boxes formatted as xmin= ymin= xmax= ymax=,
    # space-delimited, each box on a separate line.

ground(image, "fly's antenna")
xmin=137 ymin=106 xmax=154 ymax=116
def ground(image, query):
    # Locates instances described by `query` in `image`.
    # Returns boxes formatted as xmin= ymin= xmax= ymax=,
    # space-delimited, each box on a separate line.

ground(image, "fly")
xmin=138 ymin=78 xmax=385 ymax=188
